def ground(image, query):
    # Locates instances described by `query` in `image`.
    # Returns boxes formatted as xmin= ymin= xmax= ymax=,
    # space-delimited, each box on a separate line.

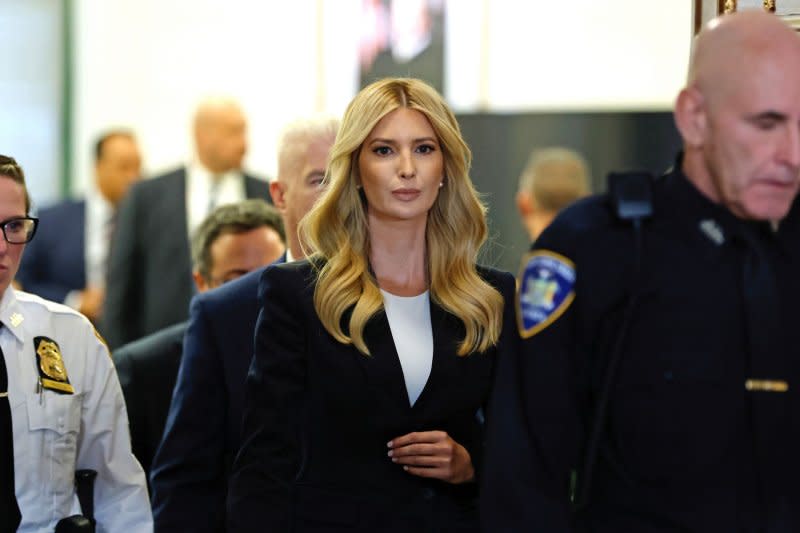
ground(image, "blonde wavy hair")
xmin=301 ymin=78 xmax=503 ymax=356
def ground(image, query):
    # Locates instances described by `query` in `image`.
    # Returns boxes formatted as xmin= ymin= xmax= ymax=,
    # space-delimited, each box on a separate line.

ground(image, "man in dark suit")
xmin=17 ymin=130 xmax=142 ymax=325
xmin=113 ymin=199 xmax=286 ymax=480
xmin=103 ymin=98 xmax=269 ymax=349
xmin=150 ymin=116 xmax=339 ymax=533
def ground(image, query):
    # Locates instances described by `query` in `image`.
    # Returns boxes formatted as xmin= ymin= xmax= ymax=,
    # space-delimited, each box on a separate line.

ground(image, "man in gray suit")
xmin=103 ymin=98 xmax=269 ymax=349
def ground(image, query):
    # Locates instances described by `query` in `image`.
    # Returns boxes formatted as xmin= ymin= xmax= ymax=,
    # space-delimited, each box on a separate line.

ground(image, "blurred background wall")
xmin=2 ymin=0 xmax=693 ymax=272
xmin=0 ymin=0 xmax=66 ymax=206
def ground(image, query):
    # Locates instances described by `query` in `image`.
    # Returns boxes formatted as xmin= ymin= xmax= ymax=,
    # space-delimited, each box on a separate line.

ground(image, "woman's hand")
xmin=387 ymin=430 xmax=474 ymax=484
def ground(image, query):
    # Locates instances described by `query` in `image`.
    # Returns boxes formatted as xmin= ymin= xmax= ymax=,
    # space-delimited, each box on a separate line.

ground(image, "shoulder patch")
xmin=517 ymin=250 xmax=575 ymax=338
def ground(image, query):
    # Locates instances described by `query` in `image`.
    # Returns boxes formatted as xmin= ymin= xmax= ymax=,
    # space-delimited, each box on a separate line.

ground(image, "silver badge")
xmin=699 ymin=219 xmax=724 ymax=245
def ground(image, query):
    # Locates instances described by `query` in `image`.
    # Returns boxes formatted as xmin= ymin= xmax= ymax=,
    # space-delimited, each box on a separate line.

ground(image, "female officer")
xmin=0 ymin=155 xmax=151 ymax=532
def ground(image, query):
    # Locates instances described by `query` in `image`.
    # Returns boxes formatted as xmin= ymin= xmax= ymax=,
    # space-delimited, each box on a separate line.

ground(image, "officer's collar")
xmin=660 ymin=153 xmax=768 ymax=247
xmin=665 ymin=153 xmax=798 ymax=250
xmin=0 ymin=288 xmax=26 ymax=344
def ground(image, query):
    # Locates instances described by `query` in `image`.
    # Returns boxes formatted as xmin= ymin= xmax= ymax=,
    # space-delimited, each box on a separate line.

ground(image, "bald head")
xmin=193 ymin=98 xmax=248 ymax=174
xmin=675 ymin=10 xmax=800 ymax=222
xmin=689 ymin=11 xmax=800 ymax=97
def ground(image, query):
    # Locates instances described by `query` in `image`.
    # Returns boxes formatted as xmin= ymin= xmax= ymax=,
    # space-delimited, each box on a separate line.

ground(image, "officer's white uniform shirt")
xmin=0 ymin=287 xmax=152 ymax=532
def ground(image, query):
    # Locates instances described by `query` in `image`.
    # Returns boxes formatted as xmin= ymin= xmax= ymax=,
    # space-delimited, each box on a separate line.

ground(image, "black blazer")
xmin=227 ymin=260 xmax=516 ymax=532
xmin=102 ymin=167 xmax=268 ymax=349
xmin=113 ymin=321 xmax=186 ymax=481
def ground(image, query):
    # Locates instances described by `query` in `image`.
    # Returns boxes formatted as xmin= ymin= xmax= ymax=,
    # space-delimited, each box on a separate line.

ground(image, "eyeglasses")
xmin=1 ymin=217 xmax=38 ymax=244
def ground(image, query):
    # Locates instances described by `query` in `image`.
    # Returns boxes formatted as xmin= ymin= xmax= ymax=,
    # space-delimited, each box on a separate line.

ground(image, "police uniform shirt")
xmin=482 ymin=157 xmax=800 ymax=532
xmin=0 ymin=287 xmax=153 ymax=532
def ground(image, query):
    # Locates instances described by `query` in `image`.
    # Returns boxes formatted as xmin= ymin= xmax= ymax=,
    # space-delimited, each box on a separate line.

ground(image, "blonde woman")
xmin=228 ymin=78 xmax=516 ymax=532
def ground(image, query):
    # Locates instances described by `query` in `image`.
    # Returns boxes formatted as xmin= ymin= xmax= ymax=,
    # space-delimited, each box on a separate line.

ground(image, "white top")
xmin=84 ymin=187 xmax=114 ymax=288
xmin=64 ymin=189 xmax=114 ymax=309
xmin=381 ymin=289 xmax=433 ymax=406
xmin=185 ymin=162 xmax=247 ymax=236
xmin=0 ymin=288 xmax=152 ymax=532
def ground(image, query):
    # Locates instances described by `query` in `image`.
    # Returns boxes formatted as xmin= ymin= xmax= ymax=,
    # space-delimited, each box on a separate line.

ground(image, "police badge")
xmin=517 ymin=250 xmax=576 ymax=338
xmin=34 ymin=336 xmax=75 ymax=394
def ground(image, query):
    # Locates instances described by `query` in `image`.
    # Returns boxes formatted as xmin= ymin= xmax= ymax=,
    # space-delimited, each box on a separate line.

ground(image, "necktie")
xmin=738 ymin=223 xmax=787 ymax=524
xmin=0 ymin=325 xmax=22 ymax=531
xmin=101 ymin=211 xmax=118 ymax=285
xmin=207 ymin=178 xmax=221 ymax=215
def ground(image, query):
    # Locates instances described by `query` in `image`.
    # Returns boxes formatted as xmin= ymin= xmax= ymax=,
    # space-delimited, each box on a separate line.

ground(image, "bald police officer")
xmin=483 ymin=11 xmax=800 ymax=532
xmin=0 ymin=155 xmax=151 ymax=532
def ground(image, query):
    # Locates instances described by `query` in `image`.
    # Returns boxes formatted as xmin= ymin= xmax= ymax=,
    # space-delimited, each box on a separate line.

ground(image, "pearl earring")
xmin=439 ymin=181 xmax=444 ymax=188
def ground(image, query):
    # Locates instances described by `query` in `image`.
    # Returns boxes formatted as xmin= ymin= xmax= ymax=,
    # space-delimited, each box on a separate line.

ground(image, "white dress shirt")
xmin=0 ymin=288 xmax=152 ymax=532
xmin=185 ymin=163 xmax=247 ymax=236
xmin=84 ymin=188 xmax=114 ymax=289
xmin=63 ymin=190 xmax=114 ymax=309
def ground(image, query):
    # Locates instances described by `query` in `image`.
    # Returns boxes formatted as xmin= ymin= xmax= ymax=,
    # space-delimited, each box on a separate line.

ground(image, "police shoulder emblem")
xmin=34 ymin=336 xmax=74 ymax=394
xmin=517 ymin=250 xmax=576 ymax=338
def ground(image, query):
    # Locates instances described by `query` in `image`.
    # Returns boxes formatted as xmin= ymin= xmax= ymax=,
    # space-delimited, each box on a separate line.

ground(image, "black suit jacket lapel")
xmin=355 ymin=299 xmax=464 ymax=415
xmin=170 ymin=169 xmax=191 ymax=262
xmin=150 ymin=170 xmax=193 ymax=325
xmin=359 ymin=311 xmax=412 ymax=414
xmin=143 ymin=169 xmax=190 ymax=266
xmin=411 ymin=300 xmax=463 ymax=413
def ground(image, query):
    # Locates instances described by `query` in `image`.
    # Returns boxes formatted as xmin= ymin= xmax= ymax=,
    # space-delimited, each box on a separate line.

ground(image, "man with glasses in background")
xmin=0 ymin=155 xmax=151 ymax=532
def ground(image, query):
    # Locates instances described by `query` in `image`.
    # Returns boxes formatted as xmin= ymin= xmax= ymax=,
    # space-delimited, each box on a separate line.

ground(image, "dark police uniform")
xmin=481 ymin=156 xmax=800 ymax=532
